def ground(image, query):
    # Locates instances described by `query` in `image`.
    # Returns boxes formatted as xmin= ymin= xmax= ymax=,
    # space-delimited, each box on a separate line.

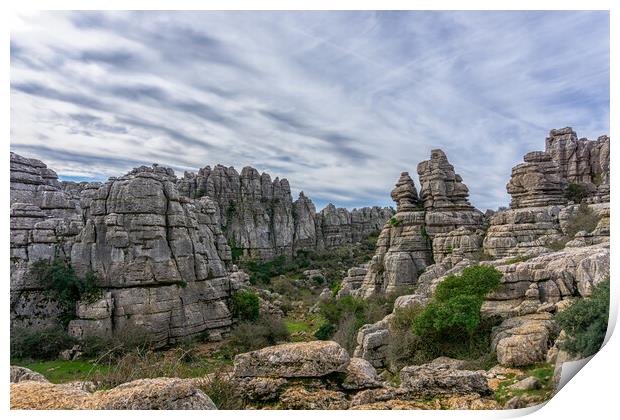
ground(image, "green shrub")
xmin=565 ymin=182 xmax=588 ymax=203
xmin=224 ymin=315 xmax=290 ymax=355
xmin=30 ymin=257 xmax=102 ymax=326
xmin=10 ymin=326 xmax=76 ymax=361
xmin=389 ymin=217 xmax=402 ymax=227
xmin=413 ymin=265 xmax=502 ymax=342
xmin=314 ymin=322 xmax=336 ymax=341
xmin=231 ymin=291 xmax=260 ymax=322
xmin=505 ymin=255 xmax=533 ymax=264
xmin=556 ymin=279 xmax=609 ymax=357
xmin=331 ymin=282 xmax=342 ymax=297
xmin=563 ymin=203 xmax=601 ymax=238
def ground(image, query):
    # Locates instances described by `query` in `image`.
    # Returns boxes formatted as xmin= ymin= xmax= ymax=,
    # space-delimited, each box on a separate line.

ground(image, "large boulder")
xmin=233 ymin=341 xmax=350 ymax=378
xmin=342 ymin=357 xmax=381 ymax=390
xmin=491 ymin=313 xmax=559 ymax=367
xmin=399 ymin=361 xmax=491 ymax=396
xmin=92 ymin=378 xmax=217 ymax=410
xmin=10 ymin=377 xmax=217 ymax=410
xmin=10 ymin=366 xmax=49 ymax=384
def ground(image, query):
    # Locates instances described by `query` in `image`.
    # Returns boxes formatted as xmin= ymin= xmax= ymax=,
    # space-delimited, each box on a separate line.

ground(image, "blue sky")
xmin=10 ymin=11 xmax=609 ymax=210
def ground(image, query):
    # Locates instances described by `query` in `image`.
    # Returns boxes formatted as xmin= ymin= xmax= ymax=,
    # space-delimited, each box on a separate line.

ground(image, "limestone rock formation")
xmin=545 ymin=127 xmax=610 ymax=202
xmin=67 ymin=165 xmax=235 ymax=345
xmin=233 ymin=341 xmax=350 ymax=378
xmin=481 ymin=243 xmax=610 ymax=319
xmin=10 ymin=153 xmax=239 ymax=345
xmin=399 ymin=361 xmax=491 ymax=396
xmin=178 ymin=165 xmax=393 ymax=259
xmin=354 ymin=173 xmax=432 ymax=298
xmin=507 ymin=151 xmax=567 ymax=209
xmin=10 ymin=153 xmax=83 ymax=329
xmin=10 ymin=377 xmax=217 ymax=410
xmin=483 ymin=206 xmax=564 ymax=258
xmin=10 ymin=366 xmax=49 ymax=384
xmin=490 ymin=313 xmax=559 ymax=367
xmin=417 ymin=149 xmax=485 ymax=238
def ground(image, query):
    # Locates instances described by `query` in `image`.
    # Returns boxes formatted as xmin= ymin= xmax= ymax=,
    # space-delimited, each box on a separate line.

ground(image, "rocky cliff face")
xmin=545 ymin=127 xmax=610 ymax=202
xmin=11 ymin=153 xmax=238 ymax=345
xmin=178 ymin=165 xmax=393 ymax=259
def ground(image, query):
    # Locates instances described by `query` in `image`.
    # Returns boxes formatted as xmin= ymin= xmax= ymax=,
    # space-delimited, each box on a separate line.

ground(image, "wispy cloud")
xmin=10 ymin=11 xmax=609 ymax=210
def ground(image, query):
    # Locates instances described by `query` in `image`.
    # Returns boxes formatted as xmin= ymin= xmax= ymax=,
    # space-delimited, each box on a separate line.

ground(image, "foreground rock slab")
xmin=399 ymin=361 xmax=491 ymax=396
xmin=10 ymin=377 xmax=217 ymax=410
xmin=233 ymin=340 xmax=350 ymax=378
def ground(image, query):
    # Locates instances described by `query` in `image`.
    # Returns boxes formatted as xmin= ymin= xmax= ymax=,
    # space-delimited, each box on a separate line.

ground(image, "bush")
xmin=11 ymin=326 xmax=76 ymax=360
xmin=556 ymin=279 xmax=609 ymax=357
xmin=224 ymin=315 xmax=290 ymax=355
xmin=199 ymin=370 xmax=244 ymax=409
xmin=231 ymin=291 xmax=260 ymax=322
xmin=563 ymin=203 xmax=601 ymax=238
xmin=389 ymin=217 xmax=401 ymax=227
xmin=565 ymin=182 xmax=588 ymax=203
xmin=270 ymin=276 xmax=297 ymax=297
xmin=79 ymin=325 xmax=153 ymax=362
xmin=30 ymin=257 xmax=102 ymax=326
xmin=412 ymin=265 xmax=502 ymax=348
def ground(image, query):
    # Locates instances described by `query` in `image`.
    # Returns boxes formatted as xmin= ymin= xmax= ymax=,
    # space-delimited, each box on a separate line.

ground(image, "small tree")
xmin=231 ymin=290 xmax=260 ymax=322
xmin=556 ymin=279 xmax=609 ymax=357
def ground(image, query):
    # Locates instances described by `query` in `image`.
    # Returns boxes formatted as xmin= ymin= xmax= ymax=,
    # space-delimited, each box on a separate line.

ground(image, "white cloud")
xmin=10 ymin=11 xmax=609 ymax=210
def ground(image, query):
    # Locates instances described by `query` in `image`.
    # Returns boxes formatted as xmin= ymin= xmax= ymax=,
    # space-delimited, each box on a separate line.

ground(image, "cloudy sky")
xmin=10 ymin=11 xmax=609 ymax=210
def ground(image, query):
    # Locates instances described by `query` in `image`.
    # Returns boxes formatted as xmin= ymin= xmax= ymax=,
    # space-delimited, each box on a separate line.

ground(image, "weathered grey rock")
xmin=353 ymin=316 xmax=392 ymax=368
xmin=178 ymin=165 xmax=393 ymax=259
xmin=490 ymin=313 xmax=559 ymax=367
xmin=10 ymin=366 xmax=49 ymax=383
xmin=507 ymin=151 xmax=567 ymax=209
xmin=234 ymin=377 xmax=287 ymax=401
xmin=433 ymin=227 xmax=485 ymax=265
xmin=233 ymin=341 xmax=350 ymax=378
xmin=399 ymin=362 xmax=491 ymax=396
xmin=545 ymin=127 xmax=610 ymax=203
xmin=354 ymin=173 xmax=432 ymax=298
xmin=481 ymin=243 xmax=610 ymax=318
xmin=337 ymin=264 xmax=369 ymax=298
xmin=92 ymin=378 xmax=217 ymax=409
xmin=279 ymin=387 xmax=349 ymax=410
xmin=508 ymin=376 xmax=540 ymax=391
xmin=483 ymin=206 xmax=564 ymax=258
xmin=342 ymin=358 xmax=381 ymax=390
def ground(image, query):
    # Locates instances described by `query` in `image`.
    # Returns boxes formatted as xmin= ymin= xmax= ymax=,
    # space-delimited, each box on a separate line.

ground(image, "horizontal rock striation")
xmin=178 ymin=165 xmax=393 ymax=259
xmin=11 ymin=153 xmax=238 ymax=345
xmin=545 ymin=127 xmax=610 ymax=203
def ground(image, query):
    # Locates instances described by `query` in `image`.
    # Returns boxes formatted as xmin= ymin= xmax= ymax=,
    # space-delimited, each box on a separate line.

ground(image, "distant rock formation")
xmin=178 ymin=165 xmax=393 ymax=260
xmin=507 ymin=151 xmax=567 ymax=209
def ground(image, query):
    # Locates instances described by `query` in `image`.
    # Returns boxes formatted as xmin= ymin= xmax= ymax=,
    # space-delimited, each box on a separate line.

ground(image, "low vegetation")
xmin=30 ymin=257 xmax=102 ymax=326
xmin=494 ymin=363 xmax=555 ymax=406
xmin=556 ymin=278 xmax=609 ymax=357
xmin=384 ymin=266 xmax=503 ymax=371
xmin=239 ymin=236 xmax=378 ymax=286
xmin=231 ymin=290 xmax=260 ymax=322
xmin=11 ymin=326 xmax=77 ymax=361
xmin=564 ymin=182 xmax=588 ymax=204
xmin=314 ymin=290 xmax=410 ymax=353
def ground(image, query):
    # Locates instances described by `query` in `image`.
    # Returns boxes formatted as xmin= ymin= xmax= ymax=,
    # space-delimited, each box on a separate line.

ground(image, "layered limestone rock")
xmin=507 ymin=151 xmax=567 ymax=209
xmin=10 ymin=153 xmax=83 ymax=329
xmin=399 ymin=360 xmax=491 ymax=396
xmin=417 ymin=150 xmax=485 ymax=238
xmin=481 ymin=243 xmax=610 ymax=319
xmin=545 ymin=127 xmax=610 ymax=202
xmin=178 ymin=164 xmax=295 ymax=260
xmin=483 ymin=206 xmax=564 ymax=258
xmin=484 ymin=151 xmax=567 ymax=258
xmin=355 ymin=173 xmax=432 ymax=298
xmin=68 ymin=165 xmax=235 ymax=345
xmin=178 ymin=166 xmax=393 ymax=259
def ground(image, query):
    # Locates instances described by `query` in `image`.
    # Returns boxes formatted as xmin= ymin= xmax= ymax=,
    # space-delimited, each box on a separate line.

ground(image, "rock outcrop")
xmin=399 ymin=361 xmax=491 ymax=396
xmin=178 ymin=165 xmax=393 ymax=260
xmin=233 ymin=341 xmax=350 ymax=378
xmin=417 ymin=150 xmax=485 ymax=238
xmin=354 ymin=173 xmax=432 ymax=298
xmin=545 ymin=127 xmax=610 ymax=202
xmin=507 ymin=151 xmax=567 ymax=209
xmin=10 ymin=377 xmax=217 ymax=410
xmin=11 ymin=153 xmax=239 ymax=345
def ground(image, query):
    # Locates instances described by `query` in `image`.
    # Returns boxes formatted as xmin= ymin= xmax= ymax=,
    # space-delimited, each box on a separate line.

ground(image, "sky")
xmin=10 ymin=11 xmax=610 ymax=211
